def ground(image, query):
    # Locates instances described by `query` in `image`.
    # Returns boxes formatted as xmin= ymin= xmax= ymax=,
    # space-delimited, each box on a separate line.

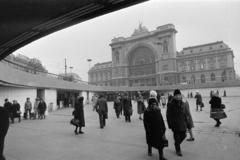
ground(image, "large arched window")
xmin=191 ymin=75 xmax=195 ymax=84
xmin=201 ymin=74 xmax=205 ymax=83
xmin=222 ymin=70 xmax=227 ymax=82
xmin=182 ymin=76 xmax=186 ymax=83
xmin=211 ymin=73 xmax=215 ymax=81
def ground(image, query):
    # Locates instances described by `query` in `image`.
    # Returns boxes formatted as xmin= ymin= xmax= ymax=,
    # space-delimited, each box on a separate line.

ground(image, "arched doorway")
xmin=128 ymin=46 xmax=157 ymax=86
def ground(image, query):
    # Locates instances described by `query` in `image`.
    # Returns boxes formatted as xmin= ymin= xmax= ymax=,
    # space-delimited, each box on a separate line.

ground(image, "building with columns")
xmin=88 ymin=24 xmax=235 ymax=86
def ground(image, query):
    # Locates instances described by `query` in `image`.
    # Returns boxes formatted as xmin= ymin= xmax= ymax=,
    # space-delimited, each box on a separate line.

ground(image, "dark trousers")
xmin=196 ymin=105 xmax=202 ymax=110
xmin=99 ymin=114 xmax=106 ymax=128
xmin=25 ymin=109 xmax=31 ymax=119
xmin=125 ymin=115 xmax=131 ymax=122
xmin=0 ymin=116 xmax=10 ymax=160
xmin=173 ymin=131 xmax=187 ymax=152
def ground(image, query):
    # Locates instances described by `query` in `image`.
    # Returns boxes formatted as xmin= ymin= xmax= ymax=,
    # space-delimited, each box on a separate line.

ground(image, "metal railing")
xmin=1 ymin=59 xmax=90 ymax=84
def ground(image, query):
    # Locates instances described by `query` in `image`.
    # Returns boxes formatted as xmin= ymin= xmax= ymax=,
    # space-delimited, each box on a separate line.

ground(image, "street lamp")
xmin=87 ymin=59 xmax=92 ymax=70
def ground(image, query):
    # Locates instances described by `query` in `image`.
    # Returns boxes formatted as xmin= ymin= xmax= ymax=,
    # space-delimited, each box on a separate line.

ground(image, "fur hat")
xmin=174 ymin=89 xmax=181 ymax=96
xmin=148 ymin=98 xmax=158 ymax=106
xmin=150 ymin=90 xmax=157 ymax=98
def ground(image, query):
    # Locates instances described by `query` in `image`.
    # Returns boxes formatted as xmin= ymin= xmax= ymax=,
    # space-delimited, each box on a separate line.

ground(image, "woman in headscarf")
xmin=143 ymin=97 xmax=167 ymax=160
xmin=74 ymin=96 xmax=85 ymax=134
xmin=113 ymin=96 xmax=121 ymax=118
xmin=209 ymin=91 xmax=227 ymax=127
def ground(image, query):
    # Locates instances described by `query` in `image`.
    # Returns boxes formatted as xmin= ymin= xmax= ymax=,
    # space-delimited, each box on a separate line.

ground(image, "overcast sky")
xmin=13 ymin=0 xmax=240 ymax=82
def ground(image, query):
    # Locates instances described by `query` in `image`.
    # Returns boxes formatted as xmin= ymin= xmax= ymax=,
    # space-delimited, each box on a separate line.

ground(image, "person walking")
xmin=122 ymin=93 xmax=133 ymax=122
xmin=113 ymin=96 xmax=122 ymax=118
xmin=38 ymin=99 xmax=47 ymax=119
xmin=3 ymin=99 xmax=13 ymax=123
xmin=24 ymin=98 xmax=32 ymax=119
xmin=167 ymin=93 xmax=173 ymax=104
xmin=181 ymin=95 xmax=195 ymax=141
xmin=33 ymin=98 xmax=40 ymax=119
xmin=73 ymin=96 xmax=85 ymax=134
xmin=137 ymin=94 xmax=144 ymax=120
xmin=194 ymin=91 xmax=203 ymax=111
xmin=12 ymin=100 xmax=21 ymax=123
xmin=167 ymin=89 xmax=190 ymax=157
xmin=209 ymin=91 xmax=227 ymax=127
xmin=95 ymin=94 xmax=108 ymax=129
xmin=143 ymin=97 xmax=167 ymax=160
xmin=0 ymin=106 xmax=10 ymax=160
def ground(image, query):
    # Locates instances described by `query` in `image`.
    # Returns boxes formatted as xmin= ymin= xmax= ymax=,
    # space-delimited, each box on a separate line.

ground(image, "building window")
xmin=201 ymin=74 xmax=205 ymax=83
xmin=211 ymin=73 xmax=215 ymax=81
xmin=222 ymin=70 xmax=227 ymax=82
xmin=190 ymin=50 xmax=193 ymax=53
xmin=200 ymin=49 xmax=202 ymax=51
xmin=209 ymin=47 xmax=212 ymax=50
xmin=220 ymin=45 xmax=223 ymax=48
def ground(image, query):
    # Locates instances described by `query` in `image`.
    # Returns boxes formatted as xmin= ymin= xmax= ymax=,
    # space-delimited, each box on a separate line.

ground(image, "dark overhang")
xmin=0 ymin=0 xmax=148 ymax=60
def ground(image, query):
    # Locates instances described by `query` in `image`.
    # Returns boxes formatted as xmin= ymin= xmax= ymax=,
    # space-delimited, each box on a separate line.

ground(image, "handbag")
xmin=70 ymin=119 xmax=79 ymax=126
xmin=221 ymin=104 xmax=226 ymax=109
xmin=162 ymin=134 xmax=168 ymax=147
xmin=72 ymin=110 xmax=75 ymax=116
xmin=17 ymin=111 xmax=22 ymax=114
xmin=201 ymin=102 xmax=204 ymax=108
xmin=129 ymin=109 xmax=133 ymax=116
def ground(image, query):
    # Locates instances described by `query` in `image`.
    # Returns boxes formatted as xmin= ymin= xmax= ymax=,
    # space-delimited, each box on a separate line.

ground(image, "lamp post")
xmin=69 ymin=66 xmax=73 ymax=81
xmin=87 ymin=59 xmax=92 ymax=70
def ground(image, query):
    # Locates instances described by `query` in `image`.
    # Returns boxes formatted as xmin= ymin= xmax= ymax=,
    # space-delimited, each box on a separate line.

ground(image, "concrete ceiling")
xmin=0 ymin=0 xmax=148 ymax=60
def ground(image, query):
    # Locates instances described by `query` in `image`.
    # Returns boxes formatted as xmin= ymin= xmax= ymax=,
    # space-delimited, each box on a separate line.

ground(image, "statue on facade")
xmin=115 ymin=50 xmax=119 ymax=62
xmin=163 ymin=39 xmax=169 ymax=53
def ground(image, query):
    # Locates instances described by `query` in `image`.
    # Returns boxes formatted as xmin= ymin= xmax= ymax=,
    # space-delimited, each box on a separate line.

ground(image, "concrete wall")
xmin=0 ymin=86 xmax=37 ymax=114
xmin=45 ymin=89 xmax=57 ymax=114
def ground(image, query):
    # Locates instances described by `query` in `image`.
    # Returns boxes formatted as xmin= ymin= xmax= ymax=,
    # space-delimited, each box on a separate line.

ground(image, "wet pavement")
xmin=4 ymin=97 xmax=240 ymax=160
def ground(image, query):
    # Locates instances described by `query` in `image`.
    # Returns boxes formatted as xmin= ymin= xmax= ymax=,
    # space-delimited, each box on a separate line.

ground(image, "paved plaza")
xmin=3 ymin=97 xmax=240 ymax=160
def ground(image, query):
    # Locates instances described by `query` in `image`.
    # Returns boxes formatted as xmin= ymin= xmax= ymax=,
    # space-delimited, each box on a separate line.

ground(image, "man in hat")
xmin=194 ymin=90 xmax=203 ymax=111
xmin=3 ymin=99 xmax=13 ymax=123
xmin=95 ymin=94 xmax=108 ymax=129
xmin=122 ymin=93 xmax=132 ymax=122
xmin=167 ymin=89 xmax=190 ymax=157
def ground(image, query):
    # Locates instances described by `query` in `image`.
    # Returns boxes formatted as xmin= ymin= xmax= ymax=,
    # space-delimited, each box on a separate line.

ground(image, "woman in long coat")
xmin=12 ymin=100 xmax=21 ymax=123
xmin=143 ymin=98 xmax=167 ymax=160
xmin=38 ymin=99 xmax=47 ymax=119
xmin=74 ymin=96 xmax=85 ymax=134
xmin=209 ymin=91 xmax=227 ymax=127
xmin=137 ymin=95 xmax=144 ymax=120
xmin=113 ymin=96 xmax=121 ymax=118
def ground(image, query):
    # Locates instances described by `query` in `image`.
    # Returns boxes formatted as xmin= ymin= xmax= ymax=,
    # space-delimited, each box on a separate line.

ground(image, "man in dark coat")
xmin=194 ymin=91 xmax=203 ymax=111
xmin=0 ymin=106 xmax=10 ymax=160
xmin=122 ymin=94 xmax=132 ymax=122
xmin=12 ymin=100 xmax=21 ymax=123
xmin=38 ymin=99 xmax=47 ymax=119
xmin=143 ymin=98 xmax=167 ymax=160
xmin=3 ymin=99 xmax=13 ymax=124
xmin=95 ymin=94 xmax=108 ymax=129
xmin=167 ymin=89 xmax=190 ymax=157
xmin=73 ymin=96 xmax=85 ymax=134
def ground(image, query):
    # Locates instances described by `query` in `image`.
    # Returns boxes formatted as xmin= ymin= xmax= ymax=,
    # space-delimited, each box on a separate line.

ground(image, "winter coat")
xmin=184 ymin=100 xmax=194 ymax=128
xmin=137 ymin=96 xmax=144 ymax=114
xmin=209 ymin=96 xmax=222 ymax=109
xmin=143 ymin=107 xmax=166 ymax=149
xmin=194 ymin=94 xmax=202 ymax=105
xmin=114 ymin=98 xmax=121 ymax=114
xmin=74 ymin=99 xmax=85 ymax=127
xmin=0 ymin=107 xmax=9 ymax=138
xmin=33 ymin=101 xmax=40 ymax=113
xmin=12 ymin=103 xmax=21 ymax=118
xmin=95 ymin=97 xmax=108 ymax=116
xmin=4 ymin=102 xmax=13 ymax=114
xmin=122 ymin=97 xmax=132 ymax=116
xmin=166 ymin=98 xmax=190 ymax=131
xmin=38 ymin=101 xmax=47 ymax=114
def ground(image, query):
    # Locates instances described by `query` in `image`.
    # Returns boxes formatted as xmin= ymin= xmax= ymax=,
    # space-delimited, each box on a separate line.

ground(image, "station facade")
xmin=88 ymin=24 xmax=235 ymax=86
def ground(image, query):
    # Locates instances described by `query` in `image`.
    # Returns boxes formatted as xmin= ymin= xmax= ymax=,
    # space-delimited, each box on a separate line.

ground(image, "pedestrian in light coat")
xmin=137 ymin=93 xmax=145 ymax=120
xmin=24 ymin=98 xmax=32 ymax=119
xmin=33 ymin=98 xmax=40 ymax=119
